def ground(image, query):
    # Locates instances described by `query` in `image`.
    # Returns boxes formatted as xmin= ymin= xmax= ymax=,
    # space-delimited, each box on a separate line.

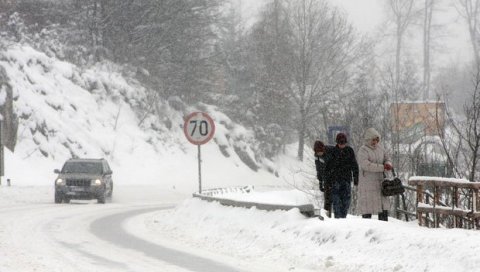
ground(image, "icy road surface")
xmin=0 ymin=185 xmax=277 ymax=272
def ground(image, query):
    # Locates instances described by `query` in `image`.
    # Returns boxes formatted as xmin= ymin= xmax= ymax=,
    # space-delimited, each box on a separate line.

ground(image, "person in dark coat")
xmin=314 ymin=140 xmax=332 ymax=217
xmin=325 ymin=133 xmax=359 ymax=218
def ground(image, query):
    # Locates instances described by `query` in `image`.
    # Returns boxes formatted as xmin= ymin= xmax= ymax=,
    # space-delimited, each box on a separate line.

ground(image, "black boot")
xmin=362 ymin=214 xmax=372 ymax=219
xmin=378 ymin=210 xmax=388 ymax=221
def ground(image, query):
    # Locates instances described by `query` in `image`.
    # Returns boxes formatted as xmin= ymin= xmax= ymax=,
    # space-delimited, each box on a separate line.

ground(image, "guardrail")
xmin=192 ymin=186 xmax=316 ymax=217
xmin=408 ymin=176 xmax=480 ymax=229
xmin=199 ymin=186 xmax=254 ymax=197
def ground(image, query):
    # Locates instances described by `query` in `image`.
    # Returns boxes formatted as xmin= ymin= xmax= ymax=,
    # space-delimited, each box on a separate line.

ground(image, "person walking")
xmin=314 ymin=140 xmax=332 ymax=218
xmin=356 ymin=127 xmax=393 ymax=221
xmin=325 ymin=133 xmax=359 ymax=219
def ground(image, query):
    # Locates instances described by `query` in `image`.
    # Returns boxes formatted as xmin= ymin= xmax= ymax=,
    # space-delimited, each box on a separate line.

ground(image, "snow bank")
xmin=140 ymin=194 xmax=480 ymax=272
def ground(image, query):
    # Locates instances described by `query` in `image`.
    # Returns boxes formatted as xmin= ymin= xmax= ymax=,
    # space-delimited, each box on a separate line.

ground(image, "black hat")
xmin=336 ymin=133 xmax=347 ymax=144
xmin=313 ymin=141 xmax=325 ymax=152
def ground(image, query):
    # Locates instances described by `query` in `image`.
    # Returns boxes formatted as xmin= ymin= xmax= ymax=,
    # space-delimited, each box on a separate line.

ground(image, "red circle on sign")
xmin=183 ymin=112 xmax=216 ymax=145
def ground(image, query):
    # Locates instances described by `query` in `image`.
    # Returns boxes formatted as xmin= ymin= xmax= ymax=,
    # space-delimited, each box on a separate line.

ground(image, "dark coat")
xmin=314 ymin=145 xmax=334 ymax=184
xmin=325 ymin=145 xmax=359 ymax=185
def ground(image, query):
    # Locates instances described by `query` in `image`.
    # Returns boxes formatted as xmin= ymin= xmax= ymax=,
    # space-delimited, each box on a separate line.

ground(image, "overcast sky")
xmin=239 ymin=0 xmax=473 ymax=67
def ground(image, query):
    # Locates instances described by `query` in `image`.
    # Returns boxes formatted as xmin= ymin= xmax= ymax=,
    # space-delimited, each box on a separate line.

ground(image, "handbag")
xmin=382 ymin=168 xmax=405 ymax=196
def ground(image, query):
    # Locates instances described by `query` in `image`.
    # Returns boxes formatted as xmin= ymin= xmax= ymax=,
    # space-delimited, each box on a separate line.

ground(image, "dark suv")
xmin=54 ymin=158 xmax=113 ymax=204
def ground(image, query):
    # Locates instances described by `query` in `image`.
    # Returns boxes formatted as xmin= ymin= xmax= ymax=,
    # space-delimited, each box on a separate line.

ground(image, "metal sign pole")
xmin=183 ymin=112 xmax=215 ymax=195
xmin=0 ymin=120 xmax=3 ymax=185
xmin=198 ymin=145 xmax=202 ymax=194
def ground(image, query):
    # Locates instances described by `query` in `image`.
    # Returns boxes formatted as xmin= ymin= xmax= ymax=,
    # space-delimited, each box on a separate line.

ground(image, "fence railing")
xmin=408 ymin=176 xmax=480 ymax=229
xmin=394 ymin=184 xmax=417 ymax=221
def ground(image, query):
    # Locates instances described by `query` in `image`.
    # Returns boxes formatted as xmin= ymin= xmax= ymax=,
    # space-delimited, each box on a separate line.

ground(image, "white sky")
xmin=329 ymin=0 xmax=385 ymax=33
xmin=239 ymin=0 xmax=474 ymax=71
xmin=238 ymin=0 xmax=385 ymax=34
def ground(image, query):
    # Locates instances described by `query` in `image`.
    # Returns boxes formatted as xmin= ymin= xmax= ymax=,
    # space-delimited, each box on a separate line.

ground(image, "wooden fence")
xmin=408 ymin=176 xmax=480 ymax=229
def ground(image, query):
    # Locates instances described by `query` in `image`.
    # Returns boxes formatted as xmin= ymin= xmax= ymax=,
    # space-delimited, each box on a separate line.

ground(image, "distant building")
xmin=390 ymin=101 xmax=446 ymax=143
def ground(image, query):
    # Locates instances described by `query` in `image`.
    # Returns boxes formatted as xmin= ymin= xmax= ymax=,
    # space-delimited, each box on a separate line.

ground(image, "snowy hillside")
xmin=0 ymin=44 xmax=303 ymax=192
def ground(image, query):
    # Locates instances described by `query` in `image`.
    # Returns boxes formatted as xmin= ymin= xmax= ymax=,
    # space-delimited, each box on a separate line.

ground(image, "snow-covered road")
xmin=91 ymin=207 xmax=245 ymax=272
xmin=0 ymin=202 xmax=181 ymax=271
xmin=0 ymin=186 xmax=259 ymax=272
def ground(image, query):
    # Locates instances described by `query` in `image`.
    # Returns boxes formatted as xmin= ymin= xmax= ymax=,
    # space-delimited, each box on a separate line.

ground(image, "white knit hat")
xmin=364 ymin=127 xmax=381 ymax=142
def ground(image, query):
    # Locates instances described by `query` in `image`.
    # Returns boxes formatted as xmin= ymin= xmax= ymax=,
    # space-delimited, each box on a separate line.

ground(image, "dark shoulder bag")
xmin=382 ymin=168 xmax=405 ymax=196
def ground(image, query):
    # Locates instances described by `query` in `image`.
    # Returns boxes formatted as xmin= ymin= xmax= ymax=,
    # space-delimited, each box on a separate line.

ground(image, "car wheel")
xmin=107 ymin=184 xmax=113 ymax=197
xmin=54 ymin=192 xmax=63 ymax=204
xmin=106 ymin=192 xmax=113 ymax=202
xmin=97 ymin=191 xmax=106 ymax=204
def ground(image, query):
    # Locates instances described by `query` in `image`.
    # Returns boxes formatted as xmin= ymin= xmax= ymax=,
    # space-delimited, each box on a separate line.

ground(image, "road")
xmin=0 ymin=186 xmax=247 ymax=272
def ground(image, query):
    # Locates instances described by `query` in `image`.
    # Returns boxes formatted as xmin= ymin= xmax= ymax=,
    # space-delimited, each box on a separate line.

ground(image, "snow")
xmin=1 ymin=42 xmax=479 ymax=272
xmin=2 ymin=183 xmax=480 ymax=271
xmin=134 ymin=192 xmax=480 ymax=272
xmin=409 ymin=176 xmax=471 ymax=184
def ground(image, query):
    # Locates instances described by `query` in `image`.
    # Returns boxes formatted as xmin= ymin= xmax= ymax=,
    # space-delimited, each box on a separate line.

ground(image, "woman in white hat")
xmin=356 ymin=128 xmax=392 ymax=221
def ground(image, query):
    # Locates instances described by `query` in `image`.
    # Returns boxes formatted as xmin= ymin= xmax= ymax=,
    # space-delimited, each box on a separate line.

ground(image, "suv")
xmin=54 ymin=158 xmax=113 ymax=204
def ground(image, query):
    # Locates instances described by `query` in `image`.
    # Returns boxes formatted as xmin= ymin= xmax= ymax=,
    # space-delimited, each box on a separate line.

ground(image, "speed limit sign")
xmin=183 ymin=112 xmax=215 ymax=145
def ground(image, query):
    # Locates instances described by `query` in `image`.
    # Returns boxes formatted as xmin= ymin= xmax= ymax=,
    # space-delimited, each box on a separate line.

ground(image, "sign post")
xmin=183 ymin=112 xmax=215 ymax=194
xmin=0 ymin=120 xmax=3 ymax=185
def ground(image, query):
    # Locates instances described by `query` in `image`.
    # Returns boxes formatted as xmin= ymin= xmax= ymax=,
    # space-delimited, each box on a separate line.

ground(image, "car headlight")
xmin=55 ymin=178 xmax=64 ymax=185
xmin=91 ymin=179 xmax=102 ymax=186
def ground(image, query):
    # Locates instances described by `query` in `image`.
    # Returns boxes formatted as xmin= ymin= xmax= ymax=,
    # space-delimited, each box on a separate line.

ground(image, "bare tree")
xmin=455 ymin=69 xmax=480 ymax=181
xmin=388 ymin=0 xmax=417 ymax=89
xmin=387 ymin=0 xmax=418 ymax=169
xmin=254 ymin=0 xmax=362 ymax=160
xmin=423 ymin=0 xmax=435 ymax=100
xmin=457 ymin=0 xmax=480 ymax=67
xmin=438 ymin=65 xmax=480 ymax=181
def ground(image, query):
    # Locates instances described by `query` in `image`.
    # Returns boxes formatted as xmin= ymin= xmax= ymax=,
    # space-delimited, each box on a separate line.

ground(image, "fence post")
xmin=417 ymin=185 xmax=424 ymax=227
xmin=401 ymin=193 xmax=409 ymax=222
xmin=434 ymin=185 xmax=440 ymax=228
xmin=394 ymin=194 xmax=399 ymax=219
xmin=453 ymin=186 xmax=458 ymax=228
xmin=474 ymin=188 xmax=480 ymax=229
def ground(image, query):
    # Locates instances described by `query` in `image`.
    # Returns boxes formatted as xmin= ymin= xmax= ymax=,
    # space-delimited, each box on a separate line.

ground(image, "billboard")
xmin=390 ymin=101 xmax=445 ymax=143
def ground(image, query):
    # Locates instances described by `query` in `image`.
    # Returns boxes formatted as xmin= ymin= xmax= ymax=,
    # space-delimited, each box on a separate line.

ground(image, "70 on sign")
xmin=183 ymin=112 xmax=215 ymax=145
xmin=189 ymin=119 xmax=208 ymax=136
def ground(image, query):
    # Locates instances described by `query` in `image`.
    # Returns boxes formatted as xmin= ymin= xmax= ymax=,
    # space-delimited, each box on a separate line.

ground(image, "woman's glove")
xmin=384 ymin=163 xmax=393 ymax=171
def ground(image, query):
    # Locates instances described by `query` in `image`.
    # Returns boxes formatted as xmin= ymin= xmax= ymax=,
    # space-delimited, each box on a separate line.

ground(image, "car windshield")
xmin=62 ymin=162 xmax=102 ymax=174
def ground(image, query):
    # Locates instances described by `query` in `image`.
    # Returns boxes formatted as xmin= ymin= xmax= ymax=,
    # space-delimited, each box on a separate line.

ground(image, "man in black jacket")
xmin=325 ymin=133 xmax=359 ymax=218
xmin=314 ymin=141 xmax=332 ymax=217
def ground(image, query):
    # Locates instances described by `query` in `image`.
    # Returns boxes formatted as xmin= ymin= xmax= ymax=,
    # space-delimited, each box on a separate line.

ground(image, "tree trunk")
xmin=470 ymin=148 xmax=478 ymax=181
xmin=395 ymin=26 xmax=402 ymax=92
xmin=423 ymin=0 xmax=433 ymax=100
xmin=463 ymin=0 xmax=480 ymax=67
xmin=297 ymin=111 xmax=306 ymax=161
